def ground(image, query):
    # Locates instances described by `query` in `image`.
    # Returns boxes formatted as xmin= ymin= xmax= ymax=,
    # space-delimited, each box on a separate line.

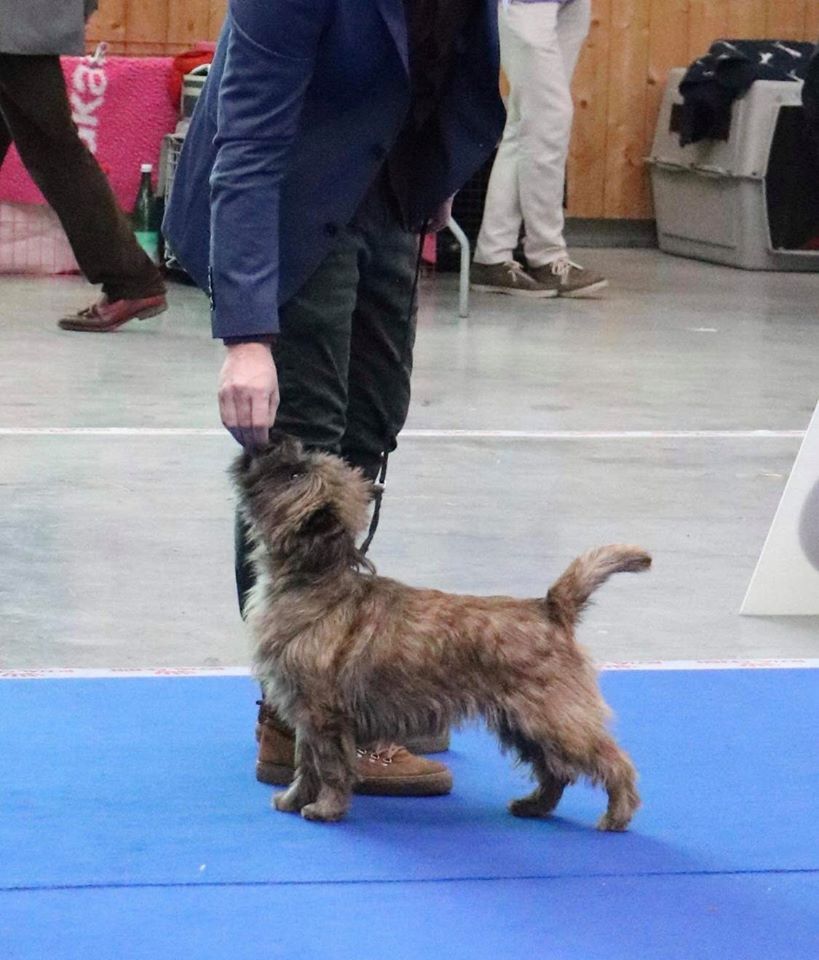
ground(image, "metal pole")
xmin=446 ymin=217 xmax=470 ymax=318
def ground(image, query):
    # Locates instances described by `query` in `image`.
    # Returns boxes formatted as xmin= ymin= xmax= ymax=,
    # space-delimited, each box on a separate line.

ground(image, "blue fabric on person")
xmin=163 ymin=0 xmax=505 ymax=341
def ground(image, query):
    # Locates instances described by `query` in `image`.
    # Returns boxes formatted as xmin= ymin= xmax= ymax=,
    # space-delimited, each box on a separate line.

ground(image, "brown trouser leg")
xmin=0 ymin=54 xmax=164 ymax=300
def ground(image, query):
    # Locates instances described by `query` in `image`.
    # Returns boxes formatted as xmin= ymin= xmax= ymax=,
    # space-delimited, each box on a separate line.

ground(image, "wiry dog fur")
xmin=233 ymin=436 xmax=651 ymax=830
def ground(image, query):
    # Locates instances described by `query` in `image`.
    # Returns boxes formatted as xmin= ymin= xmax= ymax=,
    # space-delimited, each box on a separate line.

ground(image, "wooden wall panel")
xmin=603 ymin=0 xmax=652 ymax=217
xmin=806 ymin=4 xmax=819 ymax=39
xmin=86 ymin=0 xmax=126 ymax=49
xmin=643 ymin=0 xmax=689 ymax=193
xmin=167 ymin=0 xmax=212 ymax=50
xmin=687 ymin=1 xmax=729 ymax=58
xmin=766 ymin=3 xmax=807 ymax=38
xmin=728 ymin=0 xmax=767 ymax=38
xmin=125 ymin=0 xmax=169 ymax=55
xmin=86 ymin=0 xmax=819 ymax=221
xmin=87 ymin=0 xmax=225 ymax=53
xmin=209 ymin=0 xmax=228 ymax=37
xmin=568 ymin=0 xmax=612 ymax=216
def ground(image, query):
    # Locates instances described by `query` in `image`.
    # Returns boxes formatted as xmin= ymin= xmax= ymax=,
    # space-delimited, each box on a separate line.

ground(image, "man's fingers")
xmin=218 ymin=343 xmax=278 ymax=448
xmin=236 ymin=392 xmax=255 ymax=449
xmin=219 ymin=388 xmax=243 ymax=447
xmin=250 ymin=390 xmax=272 ymax=449
xmin=268 ymin=386 xmax=280 ymax=429
xmin=219 ymin=386 xmax=257 ymax=449
xmin=228 ymin=387 xmax=274 ymax=450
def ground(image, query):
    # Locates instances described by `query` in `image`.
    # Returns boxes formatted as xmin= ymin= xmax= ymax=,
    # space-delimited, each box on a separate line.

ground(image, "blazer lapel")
xmin=374 ymin=0 xmax=410 ymax=75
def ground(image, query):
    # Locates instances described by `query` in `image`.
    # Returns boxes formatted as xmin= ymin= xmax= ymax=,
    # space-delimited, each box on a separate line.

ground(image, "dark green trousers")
xmin=235 ymin=175 xmax=420 ymax=613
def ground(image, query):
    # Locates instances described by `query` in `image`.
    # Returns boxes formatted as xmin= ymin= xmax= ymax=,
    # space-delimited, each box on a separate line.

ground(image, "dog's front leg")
xmin=297 ymin=721 xmax=357 ymax=823
xmin=272 ymin=726 xmax=321 ymax=813
xmin=273 ymin=767 xmax=319 ymax=814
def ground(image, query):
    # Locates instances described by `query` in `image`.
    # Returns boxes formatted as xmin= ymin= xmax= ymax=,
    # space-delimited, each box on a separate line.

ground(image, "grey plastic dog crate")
xmin=648 ymin=67 xmax=819 ymax=271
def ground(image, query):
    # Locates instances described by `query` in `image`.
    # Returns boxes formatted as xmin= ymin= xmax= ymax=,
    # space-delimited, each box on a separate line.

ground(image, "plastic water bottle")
xmin=133 ymin=163 xmax=159 ymax=263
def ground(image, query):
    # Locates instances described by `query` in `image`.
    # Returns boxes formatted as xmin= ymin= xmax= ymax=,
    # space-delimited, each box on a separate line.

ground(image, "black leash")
xmin=359 ymin=222 xmax=428 ymax=557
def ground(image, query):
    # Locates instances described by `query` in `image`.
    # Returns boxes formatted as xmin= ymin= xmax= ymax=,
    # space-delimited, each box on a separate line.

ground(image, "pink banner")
xmin=0 ymin=55 xmax=177 ymax=211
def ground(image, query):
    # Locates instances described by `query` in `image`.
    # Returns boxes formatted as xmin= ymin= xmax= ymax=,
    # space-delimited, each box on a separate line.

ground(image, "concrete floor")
xmin=1 ymin=249 xmax=818 ymax=668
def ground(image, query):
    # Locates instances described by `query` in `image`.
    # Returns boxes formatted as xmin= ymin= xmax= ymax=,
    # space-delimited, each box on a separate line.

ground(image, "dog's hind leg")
xmin=509 ymin=758 xmax=569 ymax=819
xmin=296 ymin=718 xmax=357 ymax=823
xmin=495 ymin=719 xmax=570 ymax=819
xmin=588 ymin=735 xmax=640 ymax=832
xmin=505 ymin=669 xmax=640 ymax=830
xmin=542 ymin=726 xmax=640 ymax=831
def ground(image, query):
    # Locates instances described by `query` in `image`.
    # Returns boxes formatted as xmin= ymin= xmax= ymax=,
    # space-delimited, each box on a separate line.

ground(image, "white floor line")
xmin=0 ymin=427 xmax=807 ymax=440
xmin=409 ymin=430 xmax=806 ymax=441
xmin=2 ymin=659 xmax=817 ymax=680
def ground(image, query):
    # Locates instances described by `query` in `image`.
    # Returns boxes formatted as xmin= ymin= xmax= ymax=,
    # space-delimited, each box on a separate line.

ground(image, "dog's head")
xmin=231 ymin=435 xmax=376 ymax=574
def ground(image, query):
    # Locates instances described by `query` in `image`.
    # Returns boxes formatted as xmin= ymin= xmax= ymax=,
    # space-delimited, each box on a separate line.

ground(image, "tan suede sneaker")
xmin=255 ymin=703 xmax=453 ymax=797
xmin=470 ymin=260 xmax=558 ymax=298
xmin=527 ymin=257 xmax=608 ymax=298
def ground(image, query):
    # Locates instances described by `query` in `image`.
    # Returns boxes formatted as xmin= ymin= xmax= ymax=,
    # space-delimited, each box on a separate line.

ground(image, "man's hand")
xmin=427 ymin=196 xmax=454 ymax=233
xmin=218 ymin=343 xmax=279 ymax=449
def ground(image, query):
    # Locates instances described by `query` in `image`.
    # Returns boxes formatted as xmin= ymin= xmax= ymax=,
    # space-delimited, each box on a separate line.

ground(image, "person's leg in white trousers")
xmin=474 ymin=0 xmax=592 ymax=270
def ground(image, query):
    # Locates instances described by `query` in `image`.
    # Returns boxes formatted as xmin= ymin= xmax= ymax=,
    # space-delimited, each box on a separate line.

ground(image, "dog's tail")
xmin=545 ymin=545 xmax=651 ymax=627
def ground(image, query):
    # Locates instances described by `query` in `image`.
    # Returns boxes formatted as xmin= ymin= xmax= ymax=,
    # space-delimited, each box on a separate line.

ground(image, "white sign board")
xmin=741 ymin=402 xmax=819 ymax=615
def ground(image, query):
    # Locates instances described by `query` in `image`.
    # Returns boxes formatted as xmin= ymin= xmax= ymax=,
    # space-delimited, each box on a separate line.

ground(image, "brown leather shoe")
xmin=58 ymin=293 xmax=167 ymax=332
xmin=256 ymin=703 xmax=452 ymax=797
xmin=352 ymin=743 xmax=453 ymax=796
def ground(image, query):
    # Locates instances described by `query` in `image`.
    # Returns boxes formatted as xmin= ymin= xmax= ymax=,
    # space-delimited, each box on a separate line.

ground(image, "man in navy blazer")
xmin=165 ymin=0 xmax=505 ymax=795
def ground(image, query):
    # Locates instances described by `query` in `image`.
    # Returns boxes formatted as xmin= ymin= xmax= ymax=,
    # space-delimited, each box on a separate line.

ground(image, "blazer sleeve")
xmin=209 ymin=0 xmax=331 ymax=339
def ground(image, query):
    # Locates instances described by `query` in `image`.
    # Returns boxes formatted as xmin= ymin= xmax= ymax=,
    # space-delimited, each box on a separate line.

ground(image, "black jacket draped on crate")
xmin=678 ymin=39 xmax=816 ymax=145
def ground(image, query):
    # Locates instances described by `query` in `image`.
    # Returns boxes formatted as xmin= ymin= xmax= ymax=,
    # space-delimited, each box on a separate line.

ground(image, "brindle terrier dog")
xmin=233 ymin=436 xmax=650 ymax=830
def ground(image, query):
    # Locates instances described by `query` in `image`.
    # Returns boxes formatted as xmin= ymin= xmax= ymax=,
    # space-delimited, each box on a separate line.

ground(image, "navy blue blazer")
xmin=163 ymin=0 xmax=505 ymax=340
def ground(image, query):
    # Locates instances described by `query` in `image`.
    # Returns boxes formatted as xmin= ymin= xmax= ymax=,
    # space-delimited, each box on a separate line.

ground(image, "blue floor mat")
xmin=2 ymin=874 xmax=817 ymax=960
xmin=1 ymin=671 xmax=817 ymax=958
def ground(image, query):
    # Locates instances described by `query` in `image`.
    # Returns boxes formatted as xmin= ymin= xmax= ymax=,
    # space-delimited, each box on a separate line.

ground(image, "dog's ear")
xmin=289 ymin=502 xmax=356 ymax=574
xmin=266 ymin=431 xmax=303 ymax=462
xmin=300 ymin=504 xmax=342 ymax=537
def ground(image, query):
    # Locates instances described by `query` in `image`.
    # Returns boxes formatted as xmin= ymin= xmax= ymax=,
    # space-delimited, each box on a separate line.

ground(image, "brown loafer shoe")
xmin=58 ymin=293 xmax=167 ymax=332
xmin=255 ymin=703 xmax=452 ymax=797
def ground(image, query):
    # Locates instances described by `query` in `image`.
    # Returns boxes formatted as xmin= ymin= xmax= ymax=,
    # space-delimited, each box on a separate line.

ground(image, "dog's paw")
xmin=301 ymin=801 xmax=347 ymax=823
xmin=508 ymin=796 xmax=554 ymax=819
xmin=596 ymin=812 xmax=631 ymax=832
xmin=273 ymin=790 xmax=304 ymax=814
